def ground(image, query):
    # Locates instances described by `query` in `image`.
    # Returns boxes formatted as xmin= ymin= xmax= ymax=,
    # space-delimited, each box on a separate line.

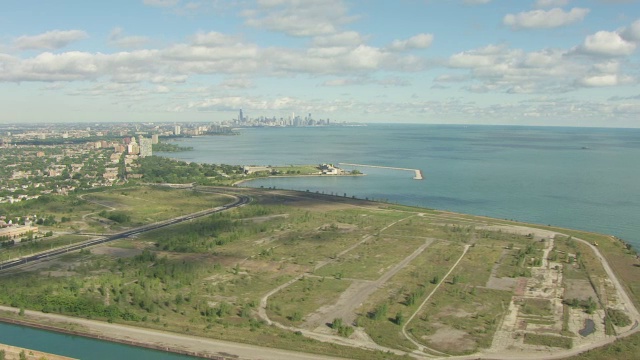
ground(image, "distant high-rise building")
xmin=151 ymin=134 xmax=159 ymax=144
xmin=239 ymin=109 xmax=244 ymax=122
xmin=139 ymin=136 xmax=153 ymax=157
xmin=174 ymin=125 xmax=181 ymax=135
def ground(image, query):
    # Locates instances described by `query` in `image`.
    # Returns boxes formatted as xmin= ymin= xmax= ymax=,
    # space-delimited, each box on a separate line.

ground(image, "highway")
xmin=0 ymin=193 xmax=250 ymax=272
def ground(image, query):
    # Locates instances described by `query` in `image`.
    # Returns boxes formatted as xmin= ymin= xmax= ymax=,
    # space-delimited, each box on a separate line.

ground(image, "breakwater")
xmin=338 ymin=163 xmax=423 ymax=180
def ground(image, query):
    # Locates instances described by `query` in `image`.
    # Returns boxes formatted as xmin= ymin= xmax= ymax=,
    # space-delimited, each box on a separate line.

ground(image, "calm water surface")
xmin=0 ymin=322 xmax=193 ymax=359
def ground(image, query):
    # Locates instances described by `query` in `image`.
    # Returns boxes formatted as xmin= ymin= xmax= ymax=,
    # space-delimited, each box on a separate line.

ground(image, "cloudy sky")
xmin=1 ymin=0 xmax=639 ymax=127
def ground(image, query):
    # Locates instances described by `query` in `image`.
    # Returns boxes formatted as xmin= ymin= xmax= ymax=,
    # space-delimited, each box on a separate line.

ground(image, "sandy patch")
xmin=424 ymin=325 xmax=476 ymax=352
xmin=564 ymin=279 xmax=597 ymax=301
xmin=476 ymin=225 xmax=557 ymax=239
xmin=42 ymin=270 xmax=78 ymax=277
xmin=486 ymin=276 xmax=518 ymax=291
xmin=243 ymin=214 xmax=289 ymax=223
xmin=90 ymin=246 xmax=142 ymax=258
xmin=317 ymin=223 xmax=358 ymax=232
xmin=440 ymin=306 xmax=475 ymax=318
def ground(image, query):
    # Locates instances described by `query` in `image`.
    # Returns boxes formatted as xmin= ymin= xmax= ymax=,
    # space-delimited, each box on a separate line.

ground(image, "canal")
xmin=0 ymin=322 xmax=196 ymax=359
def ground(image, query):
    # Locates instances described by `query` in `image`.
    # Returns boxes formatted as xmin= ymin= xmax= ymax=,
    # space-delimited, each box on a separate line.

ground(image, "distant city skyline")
xmin=1 ymin=0 xmax=640 ymax=127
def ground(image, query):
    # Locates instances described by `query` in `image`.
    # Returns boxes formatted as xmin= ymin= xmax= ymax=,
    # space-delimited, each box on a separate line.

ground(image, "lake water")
xmin=163 ymin=124 xmax=640 ymax=249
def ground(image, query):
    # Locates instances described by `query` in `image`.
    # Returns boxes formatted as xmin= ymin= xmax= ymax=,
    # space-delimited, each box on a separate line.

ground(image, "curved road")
xmin=0 ymin=192 xmax=250 ymax=272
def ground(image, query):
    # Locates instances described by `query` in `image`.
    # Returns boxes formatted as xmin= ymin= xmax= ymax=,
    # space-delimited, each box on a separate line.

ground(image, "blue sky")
xmin=1 ymin=0 xmax=639 ymax=127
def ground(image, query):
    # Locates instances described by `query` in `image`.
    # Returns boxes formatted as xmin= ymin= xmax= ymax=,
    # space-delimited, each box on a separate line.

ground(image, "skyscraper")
xmin=139 ymin=136 xmax=153 ymax=157
xmin=239 ymin=109 xmax=244 ymax=122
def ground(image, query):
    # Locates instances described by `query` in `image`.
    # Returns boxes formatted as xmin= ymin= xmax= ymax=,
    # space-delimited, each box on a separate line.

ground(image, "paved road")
xmin=0 ymin=192 xmax=250 ymax=272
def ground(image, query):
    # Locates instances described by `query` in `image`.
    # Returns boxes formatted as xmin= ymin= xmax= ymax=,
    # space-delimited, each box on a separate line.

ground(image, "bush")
xmin=105 ymin=211 xmax=131 ymax=223
xmin=607 ymin=308 xmax=632 ymax=327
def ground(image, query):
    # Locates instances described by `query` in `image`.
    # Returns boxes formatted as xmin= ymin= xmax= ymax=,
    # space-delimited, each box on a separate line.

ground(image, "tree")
xmin=370 ymin=303 xmax=388 ymax=320
xmin=290 ymin=311 xmax=303 ymax=322
xmin=395 ymin=312 xmax=405 ymax=325
xmin=332 ymin=317 xmax=343 ymax=329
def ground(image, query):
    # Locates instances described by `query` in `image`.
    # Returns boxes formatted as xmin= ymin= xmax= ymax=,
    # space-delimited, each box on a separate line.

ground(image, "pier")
xmin=339 ymin=163 xmax=423 ymax=180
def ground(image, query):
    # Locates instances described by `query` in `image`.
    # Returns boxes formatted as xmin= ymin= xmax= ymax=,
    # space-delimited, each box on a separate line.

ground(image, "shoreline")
xmin=233 ymin=173 xmax=366 ymax=186
xmin=0 ymin=342 xmax=76 ymax=360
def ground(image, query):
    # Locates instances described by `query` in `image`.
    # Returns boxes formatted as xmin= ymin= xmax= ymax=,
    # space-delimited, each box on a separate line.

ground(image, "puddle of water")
xmin=579 ymin=318 xmax=595 ymax=337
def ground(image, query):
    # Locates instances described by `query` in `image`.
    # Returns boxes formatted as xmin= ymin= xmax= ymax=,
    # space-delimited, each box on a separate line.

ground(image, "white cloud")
xmin=620 ymin=19 xmax=640 ymax=42
xmin=534 ymin=0 xmax=570 ymax=8
xmin=191 ymin=31 xmax=239 ymax=46
xmin=578 ymin=74 xmax=634 ymax=87
xmin=448 ymin=44 xmax=506 ymax=68
xmin=388 ymin=33 xmax=434 ymax=51
xmin=444 ymin=45 xmax=593 ymax=94
xmin=155 ymin=85 xmax=170 ymax=93
xmin=312 ymin=31 xmax=365 ymax=47
xmin=577 ymin=31 xmax=637 ymax=56
xmin=108 ymin=28 xmax=150 ymax=49
xmin=242 ymin=0 xmax=356 ymax=37
xmin=321 ymin=76 xmax=410 ymax=87
xmin=1 ymin=51 xmax=100 ymax=82
xmin=14 ymin=30 xmax=88 ymax=50
xmin=219 ymin=78 xmax=254 ymax=89
xmin=504 ymin=8 xmax=589 ymax=29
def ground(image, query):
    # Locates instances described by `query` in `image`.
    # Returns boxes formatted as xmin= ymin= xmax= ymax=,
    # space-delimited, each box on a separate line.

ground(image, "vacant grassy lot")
xmin=449 ymin=245 xmax=503 ymax=287
xmin=407 ymin=285 xmax=511 ymax=355
xmin=520 ymin=298 xmax=554 ymax=317
xmin=356 ymin=240 xmax=464 ymax=351
xmin=1 ymin=186 xmax=638 ymax=360
xmin=267 ymin=276 xmax=351 ymax=326
xmin=314 ymin=233 xmax=424 ymax=280
xmin=84 ymin=186 xmax=229 ymax=225
xmin=524 ymin=333 xmax=573 ymax=349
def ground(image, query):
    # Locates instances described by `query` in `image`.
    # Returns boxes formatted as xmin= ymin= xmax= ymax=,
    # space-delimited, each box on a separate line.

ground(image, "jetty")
xmin=339 ymin=163 xmax=423 ymax=180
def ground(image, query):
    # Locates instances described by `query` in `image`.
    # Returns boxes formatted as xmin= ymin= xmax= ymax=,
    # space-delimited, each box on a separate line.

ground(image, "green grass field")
xmin=1 ymin=186 xmax=639 ymax=360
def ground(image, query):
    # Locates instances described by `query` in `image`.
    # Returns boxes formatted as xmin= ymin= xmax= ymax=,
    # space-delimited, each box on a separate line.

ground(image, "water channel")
xmin=0 ymin=321 xmax=195 ymax=360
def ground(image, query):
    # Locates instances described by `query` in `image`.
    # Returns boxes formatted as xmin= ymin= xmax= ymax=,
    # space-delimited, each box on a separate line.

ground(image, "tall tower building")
xmin=239 ymin=109 xmax=244 ymax=122
xmin=139 ymin=136 xmax=153 ymax=157
xmin=174 ymin=125 xmax=181 ymax=135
